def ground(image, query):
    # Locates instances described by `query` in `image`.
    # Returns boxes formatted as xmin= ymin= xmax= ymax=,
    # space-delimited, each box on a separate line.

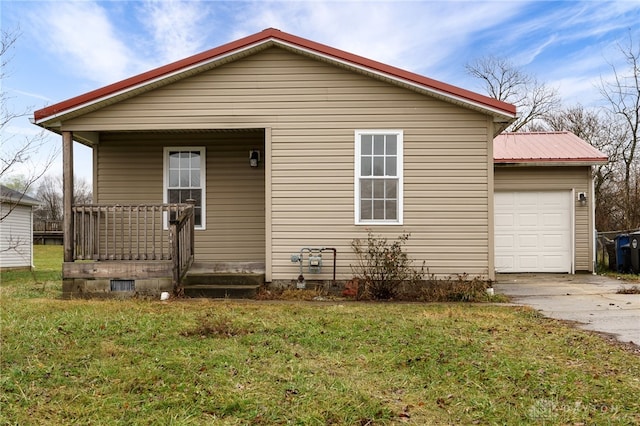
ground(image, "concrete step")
xmin=189 ymin=262 xmax=265 ymax=274
xmin=182 ymin=263 xmax=265 ymax=299
xmin=183 ymin=284 xmax=260 ymax=299
xmin=182 ymin=272 xmax=265 ymax=286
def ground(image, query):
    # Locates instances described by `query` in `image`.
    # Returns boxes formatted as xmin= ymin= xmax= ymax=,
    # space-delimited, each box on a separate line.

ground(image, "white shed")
xmin=0 ymin=185 xmax=41 ymax=270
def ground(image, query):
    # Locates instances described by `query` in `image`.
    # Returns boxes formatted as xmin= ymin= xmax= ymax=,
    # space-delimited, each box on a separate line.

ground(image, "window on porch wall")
xmin=164 ymin=147 xmax=206 ymax=229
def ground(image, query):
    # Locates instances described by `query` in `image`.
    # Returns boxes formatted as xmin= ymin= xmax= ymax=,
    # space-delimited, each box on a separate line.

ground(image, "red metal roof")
xmin=493 ymin=132 xmax=608 ymax=164
xmin=34 ymin=28 xmax=516 ymax=123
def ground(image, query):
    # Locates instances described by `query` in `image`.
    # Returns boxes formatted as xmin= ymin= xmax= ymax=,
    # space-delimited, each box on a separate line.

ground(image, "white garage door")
xmin=495 ymin=191 xmax=572 ymax=273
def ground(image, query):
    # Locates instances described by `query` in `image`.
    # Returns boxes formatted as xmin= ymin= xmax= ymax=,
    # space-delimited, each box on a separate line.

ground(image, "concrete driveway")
xmin=494 ymin=273 xmax=640 ymax=346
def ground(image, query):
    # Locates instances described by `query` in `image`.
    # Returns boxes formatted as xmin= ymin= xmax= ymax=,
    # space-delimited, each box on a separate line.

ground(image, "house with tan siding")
xmin=32 ymin=29 xmax=605 ymax=298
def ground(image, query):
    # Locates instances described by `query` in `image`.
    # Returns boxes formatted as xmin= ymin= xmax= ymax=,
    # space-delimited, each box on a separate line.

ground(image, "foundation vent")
xmin=110 ymin=279 xmax=135 ymax=292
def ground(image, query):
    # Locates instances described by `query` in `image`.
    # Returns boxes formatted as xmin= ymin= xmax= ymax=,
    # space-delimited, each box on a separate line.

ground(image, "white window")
xmin=164 ymin=147 xmax=206 ymax=229
xmin=355 ymin=130 xmax=403 ymax=225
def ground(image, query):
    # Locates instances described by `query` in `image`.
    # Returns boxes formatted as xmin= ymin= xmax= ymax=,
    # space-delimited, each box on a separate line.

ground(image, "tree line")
xmin=1 ymin=28 xmax=639 ymax=232
xmin=466 ymin=34 xmax=640 ymax=232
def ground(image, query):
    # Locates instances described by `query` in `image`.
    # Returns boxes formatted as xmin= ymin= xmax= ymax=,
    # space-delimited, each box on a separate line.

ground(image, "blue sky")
xmin=2 ymin=0 xmax=640 ymax=183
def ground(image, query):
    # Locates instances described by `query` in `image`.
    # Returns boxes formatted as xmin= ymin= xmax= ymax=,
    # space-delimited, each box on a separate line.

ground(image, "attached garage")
xmin=493 ymin=132 xmax=608 ymax=274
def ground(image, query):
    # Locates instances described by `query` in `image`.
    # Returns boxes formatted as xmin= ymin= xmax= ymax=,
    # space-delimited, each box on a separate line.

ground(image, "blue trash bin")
xmin=615 ymin=234 xmax=631 ymax=273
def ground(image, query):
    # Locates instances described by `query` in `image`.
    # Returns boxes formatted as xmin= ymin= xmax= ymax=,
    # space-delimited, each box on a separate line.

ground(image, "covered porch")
xmin=59 ymin=129 xmax=266 ymax=298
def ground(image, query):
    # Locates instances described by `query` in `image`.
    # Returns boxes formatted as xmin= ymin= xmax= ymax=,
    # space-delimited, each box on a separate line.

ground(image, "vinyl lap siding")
xmin=494 ymin=166 xmax=592 ymax=271
xmin=97 ymin=131 xmax=265 ymax=262
xmin=0 ymin=203 xmax=33 ymax=269
xmin=65 ymin=47 xmax=493 ymax=279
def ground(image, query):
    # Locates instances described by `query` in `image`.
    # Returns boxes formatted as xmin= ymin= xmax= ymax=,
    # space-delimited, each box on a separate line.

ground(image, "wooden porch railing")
xmin=71 ymin=203 xmax=195 ymax=290
xmin=169 ymin=203 xmax=196 ymax=294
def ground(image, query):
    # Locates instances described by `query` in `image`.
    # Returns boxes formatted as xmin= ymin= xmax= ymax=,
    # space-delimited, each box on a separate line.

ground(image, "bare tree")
xmin=1 ymin=27 xmax=59 ymax=261
xmin=599 ymin=34 xmax=640 ymax=229
xmin=466 ymin=55 xmax=561 ymax=132
xmin=0 ymin=27 xmax=58 ymax=220
xmin=34 ymin=175 xmax=63 ymax=222
xmin=34 ymin=175 xmax=92 ymax=222
xmin=543 ymin=106 xmax=621 ymax=191
xmin=540 ymin=105 xmax=627 ymax=230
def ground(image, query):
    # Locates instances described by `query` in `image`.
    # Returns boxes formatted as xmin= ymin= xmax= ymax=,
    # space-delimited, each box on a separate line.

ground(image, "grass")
xmin=0 ymin=245 xmax=62 ymax=299
xmin=1 ymin=247 xmax=640 ymax=424
xmin=598 ymin=269 xmax=640 ymax=283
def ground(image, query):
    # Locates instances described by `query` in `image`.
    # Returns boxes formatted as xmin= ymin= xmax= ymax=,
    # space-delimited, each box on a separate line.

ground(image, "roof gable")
xmin=493 ymin=132 xmax=608 ymax=166
xmin=33 ymin=28 xmax=516 ymax=126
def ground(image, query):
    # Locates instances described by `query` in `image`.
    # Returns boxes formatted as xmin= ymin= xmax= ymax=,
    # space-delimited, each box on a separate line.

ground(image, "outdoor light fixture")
xmin=249 ymin=150 xmax=260 ymax=167
xmin=578 ymin=192 xmax=587 ymax=206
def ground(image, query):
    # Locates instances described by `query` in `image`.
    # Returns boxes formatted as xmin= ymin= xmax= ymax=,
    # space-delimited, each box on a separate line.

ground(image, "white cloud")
xmin=558 ymin=2 xmax=640 ymax=41
xmin=511 ymin=34 xmax=558 ymax=67
xmin=8 ymin=88 xmax=51 ymax=103
xmin=30 ymin=1 xmax=134 ymax=85
xmin=549 ymin=76 xmax=601 ymax=107
xmin=528 ymin=11 xmax=638 ymax=107
xmin=137 ymin=0 xmax=211 ymax=64
xmin=232 ymin=0 xmax=525 ymax=76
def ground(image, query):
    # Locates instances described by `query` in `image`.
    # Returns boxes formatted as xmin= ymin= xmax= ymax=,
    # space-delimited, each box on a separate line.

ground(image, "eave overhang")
xmin=494 ymin=159 xmax=609 ymax=167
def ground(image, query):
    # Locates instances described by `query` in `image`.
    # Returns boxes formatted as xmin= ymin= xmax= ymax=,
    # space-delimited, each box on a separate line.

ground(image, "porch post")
xmin=63 ymin=131 xmax=74 ymax=262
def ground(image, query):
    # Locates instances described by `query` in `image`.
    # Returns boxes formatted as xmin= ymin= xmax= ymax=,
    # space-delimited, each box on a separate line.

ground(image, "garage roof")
xmin=494 ymin=132 xmax=608 ymax=166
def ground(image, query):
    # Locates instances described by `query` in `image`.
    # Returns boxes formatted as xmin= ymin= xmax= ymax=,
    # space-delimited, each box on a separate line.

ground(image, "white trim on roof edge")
xmin=35 ymin=40 xmax=276 ymax=126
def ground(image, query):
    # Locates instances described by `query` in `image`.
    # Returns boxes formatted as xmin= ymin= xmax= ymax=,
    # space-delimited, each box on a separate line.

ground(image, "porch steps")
xmin=182 ymin=262 xmax=265 ymax=299
xmin=182 ymin=283 xmax=261 ymax=299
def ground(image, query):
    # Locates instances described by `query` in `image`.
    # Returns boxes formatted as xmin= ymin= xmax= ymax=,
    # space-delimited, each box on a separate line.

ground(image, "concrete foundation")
xmin=62 ymin=277 xmax=172 ymax=299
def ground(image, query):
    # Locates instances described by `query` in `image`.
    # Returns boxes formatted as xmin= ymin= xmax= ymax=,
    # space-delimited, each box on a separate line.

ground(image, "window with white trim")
xmin=355 ymin=130 xmax=403 ymax=224
xmin=164 ymin=147 xmax=206 ymax=229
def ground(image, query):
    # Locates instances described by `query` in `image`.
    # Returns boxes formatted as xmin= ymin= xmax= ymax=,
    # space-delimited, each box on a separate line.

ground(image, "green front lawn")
xmin=1 ymin=246 xmax=638 ymax=424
